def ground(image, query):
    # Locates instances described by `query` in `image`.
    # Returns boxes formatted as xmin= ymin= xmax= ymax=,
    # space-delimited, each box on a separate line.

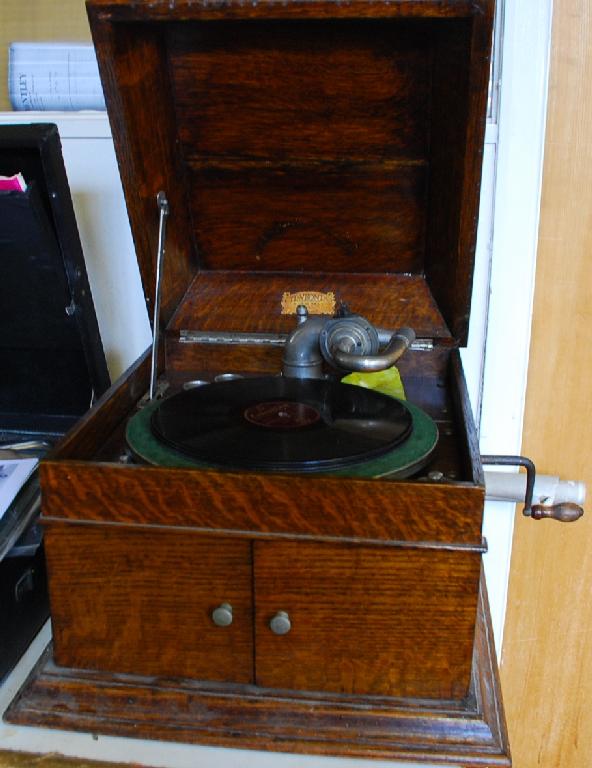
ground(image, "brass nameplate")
xmin=281 ymin=291 xmax=336 ymax=315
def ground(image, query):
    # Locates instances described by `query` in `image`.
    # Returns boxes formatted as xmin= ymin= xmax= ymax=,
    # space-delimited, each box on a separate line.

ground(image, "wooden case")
xmin=5 ymin=2 xmax=511 ymax=765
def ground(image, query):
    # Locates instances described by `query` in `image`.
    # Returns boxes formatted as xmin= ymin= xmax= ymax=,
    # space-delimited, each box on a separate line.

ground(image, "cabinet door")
xmin=46 ymin=523 xmax=253 ymax=683
xmin=254 ymin=541 xmax=480 ymax=700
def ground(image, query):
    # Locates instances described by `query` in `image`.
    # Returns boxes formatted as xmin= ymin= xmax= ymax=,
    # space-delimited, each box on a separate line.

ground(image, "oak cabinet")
xmin=46 ymin=525 xmax=480 ymax=701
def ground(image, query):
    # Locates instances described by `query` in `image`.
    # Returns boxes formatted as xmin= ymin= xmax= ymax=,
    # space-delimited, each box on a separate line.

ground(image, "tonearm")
xmin=282 ymin=304 xmax=416 ymax=379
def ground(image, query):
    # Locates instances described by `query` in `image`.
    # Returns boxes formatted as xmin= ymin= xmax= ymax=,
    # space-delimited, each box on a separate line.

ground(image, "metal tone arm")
xmin=282 ymin=306 xmax=415 ymax=379
xmin=330 ymin=327 xmax=416 ymax=373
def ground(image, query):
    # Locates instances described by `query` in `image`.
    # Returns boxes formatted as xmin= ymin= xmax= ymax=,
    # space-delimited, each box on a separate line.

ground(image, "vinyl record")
xmin=150 ymin=377 xmax=413 ymax=472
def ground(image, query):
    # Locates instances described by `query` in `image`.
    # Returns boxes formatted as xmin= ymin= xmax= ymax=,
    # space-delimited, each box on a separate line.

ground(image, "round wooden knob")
xmin=269 ymin=611 xmax=291 ymax=635
xmin=211 ymin=602 xmax=233 ymax=627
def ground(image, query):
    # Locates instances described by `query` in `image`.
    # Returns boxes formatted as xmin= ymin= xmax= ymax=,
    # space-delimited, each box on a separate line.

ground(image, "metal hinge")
xmin=180 ymin=331 xmax=288 ymax=346
xmin=180 ymin=330 xmax=434 ymax=352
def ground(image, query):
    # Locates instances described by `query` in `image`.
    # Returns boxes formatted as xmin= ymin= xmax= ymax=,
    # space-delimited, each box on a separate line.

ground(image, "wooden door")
xmin=500 ymin=1 xmax=592 ymax=765
xmin=45 ymin=524 xmax=254 ymax=683
xmin=253 ymin=540 xmax=481 ymax=700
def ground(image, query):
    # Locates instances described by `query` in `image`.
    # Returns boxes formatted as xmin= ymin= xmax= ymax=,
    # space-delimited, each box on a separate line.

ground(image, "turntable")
xmin=6 ymin=1 xmax=515 ymax=764
xmin=126 ymin=312 xmax=439 ymax=478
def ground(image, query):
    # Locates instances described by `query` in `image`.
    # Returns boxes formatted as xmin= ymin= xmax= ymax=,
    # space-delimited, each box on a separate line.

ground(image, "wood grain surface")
xmin=88 ymin=19 xmax=198 ymax=328
xmin=424 ymin=10 xmax=492 ymax=344
xmin=254 ymin=540 xmax=480 ymax=699
xmin=87 ymin=0 xmax=492 ymax=22
xmin=5 ymin=574 xmax=509 ymax=766
xmin=45 ymin=524 xmax=254 ymax=682
xmin=500 ymin=1 xmax=592 ymax=766
xmin=87 ymin=0 xmax=492 ymax=346
xmin=167 ymin=272 xmax=449 ymax=338
xmin=186 ymin=162 xmax=428 ymax=274
xmin=168 ymin=20 xmax=430 ymax=273
xmin=47 ymin=347 xmax=150 ymax=461
xmin=169 ymin=21 xmax=432 ymax=160
xmin=44 ymin=526 xmax=480 ymax=700
xmin=41 ymin=460 xmax=485 ymax=545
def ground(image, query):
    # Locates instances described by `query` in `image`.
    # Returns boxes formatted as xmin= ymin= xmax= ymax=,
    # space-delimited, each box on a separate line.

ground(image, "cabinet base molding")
xmin=4 ymin=582 xmax=509 ymax=767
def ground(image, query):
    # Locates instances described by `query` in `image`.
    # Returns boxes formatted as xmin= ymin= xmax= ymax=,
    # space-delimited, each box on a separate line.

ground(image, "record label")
xmin=243 ymin=400 xmax=321 ymax=429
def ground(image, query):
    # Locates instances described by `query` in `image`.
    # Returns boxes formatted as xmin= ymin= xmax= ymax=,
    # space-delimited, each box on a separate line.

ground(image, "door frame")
xmin=477 ymin=0 xmax=555 ymax=652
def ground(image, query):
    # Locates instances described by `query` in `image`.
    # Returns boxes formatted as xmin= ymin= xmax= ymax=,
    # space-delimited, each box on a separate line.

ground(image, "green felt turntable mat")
xmin=126 ymin=394 xmax=438 ymax=480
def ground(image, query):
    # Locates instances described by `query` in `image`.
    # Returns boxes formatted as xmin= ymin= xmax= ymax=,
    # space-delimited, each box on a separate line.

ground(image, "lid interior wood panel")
xmin=169 ymin=272 xmax=449 ymax=338
xmin=89 ymin=2 xmax=492 ymax=344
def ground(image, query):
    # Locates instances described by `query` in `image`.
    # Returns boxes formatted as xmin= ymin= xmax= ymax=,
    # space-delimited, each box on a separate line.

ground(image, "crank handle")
xmin=482 ymin=455 xmax=584 ymax=523
xmin=528 ymin=502 xmax=584 ymax=523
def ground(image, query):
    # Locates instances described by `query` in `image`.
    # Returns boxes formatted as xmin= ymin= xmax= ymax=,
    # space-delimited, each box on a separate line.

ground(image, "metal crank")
xmin=481 ymin=455 xmax=584 ymax=523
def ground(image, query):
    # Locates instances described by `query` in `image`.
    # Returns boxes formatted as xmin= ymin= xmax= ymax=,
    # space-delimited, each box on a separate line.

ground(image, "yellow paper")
xmin=341 ymin=367 xmax=406 ymax=400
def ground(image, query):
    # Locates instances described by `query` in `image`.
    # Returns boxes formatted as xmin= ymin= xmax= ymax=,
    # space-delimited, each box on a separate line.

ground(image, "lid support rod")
xmin=149 ymin=191 xmax=169 ymax=401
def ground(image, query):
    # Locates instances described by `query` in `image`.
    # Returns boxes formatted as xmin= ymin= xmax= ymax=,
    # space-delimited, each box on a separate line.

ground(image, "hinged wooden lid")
xmin=88 ymin=0 xmax=493 ymax=345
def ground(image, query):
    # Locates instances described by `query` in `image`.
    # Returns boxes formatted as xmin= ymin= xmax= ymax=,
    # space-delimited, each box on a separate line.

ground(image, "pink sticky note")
xmin=0 ymin=173 xmax=27 ymax=192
